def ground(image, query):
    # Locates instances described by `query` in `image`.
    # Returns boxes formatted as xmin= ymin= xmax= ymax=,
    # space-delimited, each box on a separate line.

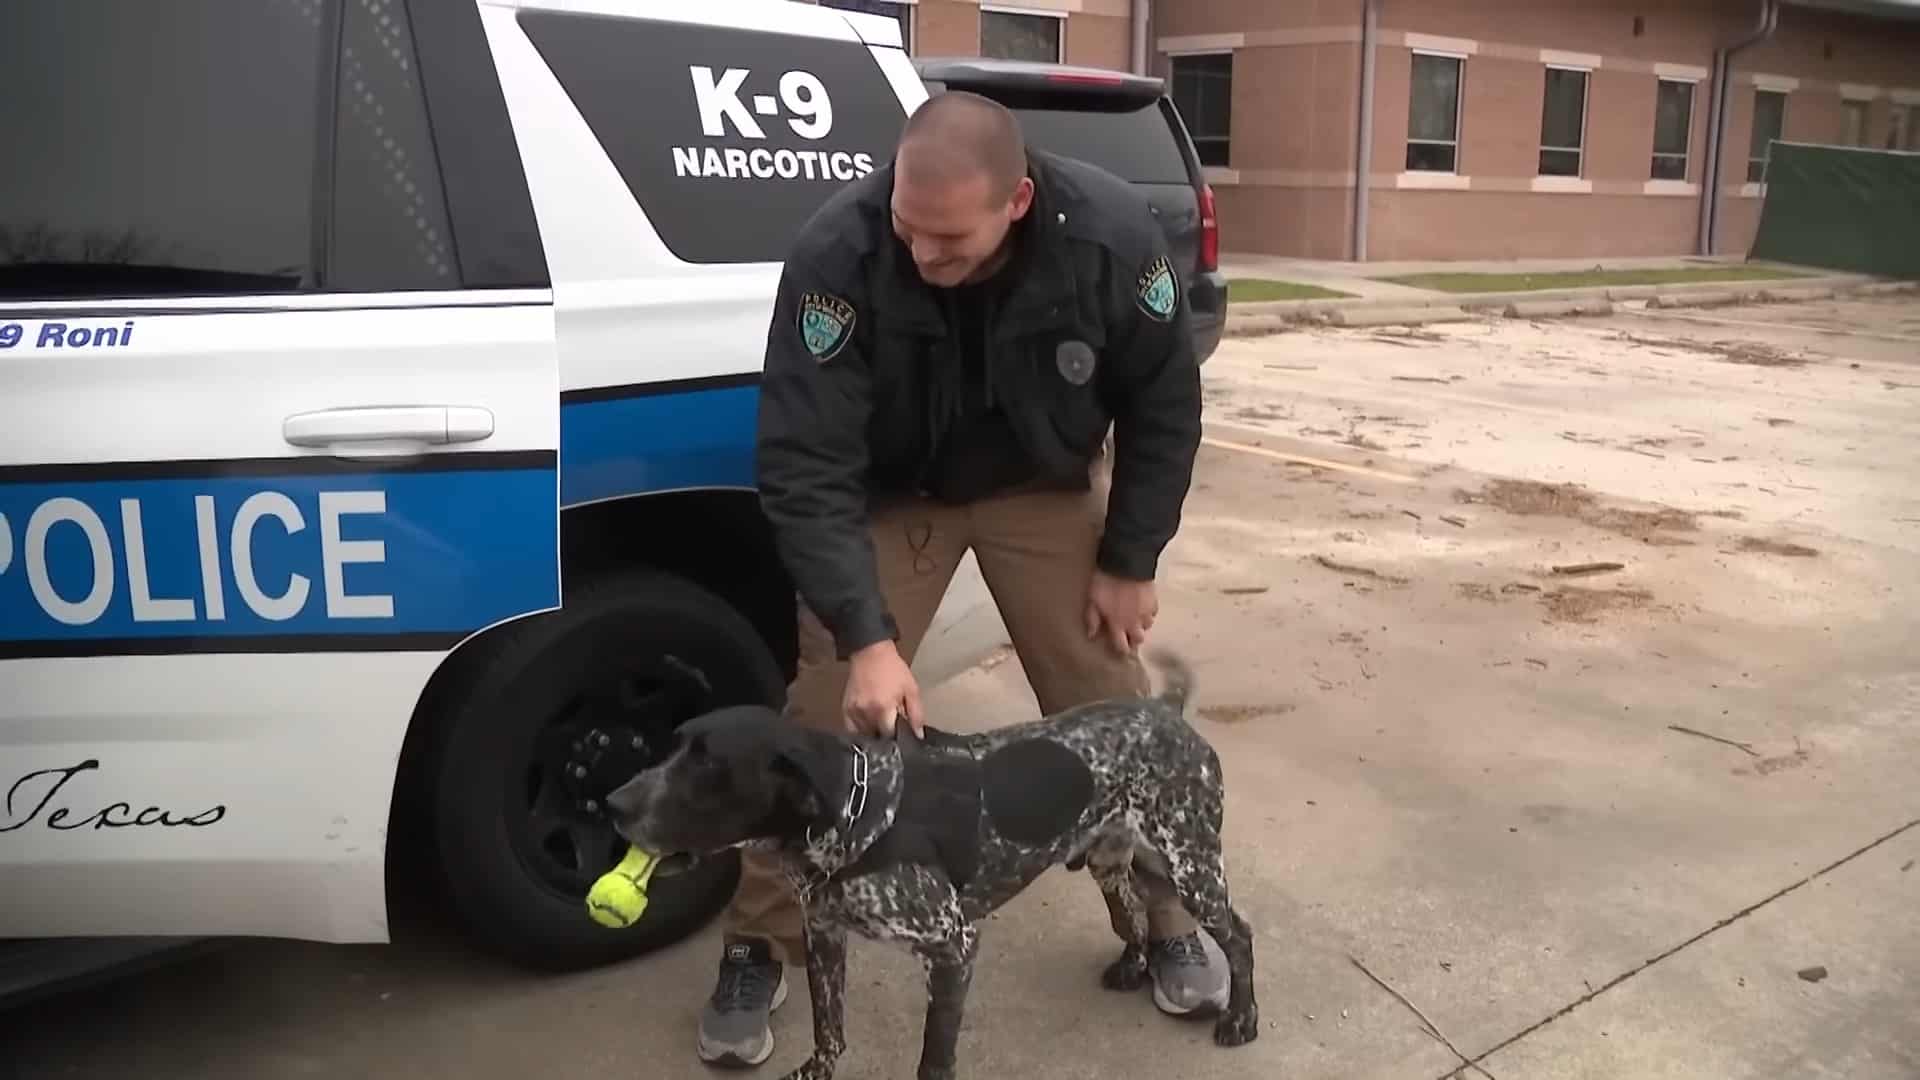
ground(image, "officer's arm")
xmin=755 ymin=257 xmax=898 ymax=658
xmin=1097 ymin=235 xmax=1204 ymax=583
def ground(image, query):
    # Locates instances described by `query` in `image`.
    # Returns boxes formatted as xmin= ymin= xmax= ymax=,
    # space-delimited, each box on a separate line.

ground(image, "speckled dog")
xmin=603 ymin=649 xmax=1258 ymax=1080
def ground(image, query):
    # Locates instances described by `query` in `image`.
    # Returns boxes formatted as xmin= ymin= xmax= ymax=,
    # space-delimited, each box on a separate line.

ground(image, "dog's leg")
xmin=913 ymin=923 xmax=979 ymax=1080
xmin=782 ymin=910 xmax=849 ymax=1080
xmin=1154 ymin=825 xmax=1260 ymax=1048
xmin=1087 ymin=844 xmax=1151 ymax=992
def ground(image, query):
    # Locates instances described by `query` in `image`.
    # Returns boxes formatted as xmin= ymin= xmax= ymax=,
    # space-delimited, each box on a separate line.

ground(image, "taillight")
xmin=1198 ymin=182 xmax=1219 ymax=272
xmin=1045 ymin=71 xmax=1127 ymax=86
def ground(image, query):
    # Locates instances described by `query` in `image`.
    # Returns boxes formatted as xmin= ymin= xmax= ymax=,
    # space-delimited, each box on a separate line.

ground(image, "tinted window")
xmin=0 ymin=0 xmax=516 ymax=300
xmin=1748 ymin=90 xmax=1787 ymax=183
xmin=1538 ymin=66 xmax=1588 ymax=177
xmin=1170 ymin=53 xmax=1233 ymax=168
xmin=1005 ymin=99 xmax=1192 ymax=185
xmin=409 ymin=0 xmax=551 ymax=288
xmin=980 ymin=10 xmax=1063 ymax=63
xmin=1406 ymin=52 xmax=1461 ymax=172
xmin=520 ymin=11 xmax=910 ymax=265
xmin=1651 ymin=78 xmax=1694 ymax=181
xmin=331 ymin=0 xmax=459 ymax=291
xmin=0 ymin=0 xmax=335 ymax=300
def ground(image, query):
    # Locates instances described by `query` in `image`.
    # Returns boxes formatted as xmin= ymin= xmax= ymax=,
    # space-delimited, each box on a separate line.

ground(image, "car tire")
xmin=422 ymin=568 xmax=786 ymax=973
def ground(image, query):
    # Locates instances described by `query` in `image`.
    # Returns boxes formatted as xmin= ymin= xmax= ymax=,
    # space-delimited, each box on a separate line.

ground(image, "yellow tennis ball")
xmin=586 ymin=846 xmax=661 ymax=929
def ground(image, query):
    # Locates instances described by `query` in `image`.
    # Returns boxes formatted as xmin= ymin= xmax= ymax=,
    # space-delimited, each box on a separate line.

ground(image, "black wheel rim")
xmin=506 ymin=653 xmax=717 ymax=902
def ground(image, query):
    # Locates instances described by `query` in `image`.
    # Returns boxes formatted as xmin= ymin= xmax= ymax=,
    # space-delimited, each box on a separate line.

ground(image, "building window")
xmin=1841 ymin=98 xmax=1868 ymax=147
xmin=1892 ymin=105 xmax=1920 ymax=152
xmin=818 ymin=0 xmax=913 ymax=52
xmin=1170 ymin=52 xmax=1232 ymax=167
xmin=1406 ymin=51 xmax=1463 ymax=172
xmin=1538 ymin=65 xmax=1589 ymax=177
xmin=1651 ymin=78 xmax=1694 ymax=180
xmin=980 ymin=6 xmax=1062 ymax=63
xmin=1748 ymin=89 xmax=1786 ymax=182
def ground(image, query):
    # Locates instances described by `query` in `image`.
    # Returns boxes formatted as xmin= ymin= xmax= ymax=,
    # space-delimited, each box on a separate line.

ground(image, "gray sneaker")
xmin=1149 ymin=932 xmax=1230 ymax=1017
xmin=697 ymin=939 xmax=789 ymax=1067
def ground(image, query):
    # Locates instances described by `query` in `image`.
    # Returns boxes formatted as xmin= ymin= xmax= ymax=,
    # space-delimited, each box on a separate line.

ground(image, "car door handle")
xmin=282 ymin=405 xmax=495 ymax=447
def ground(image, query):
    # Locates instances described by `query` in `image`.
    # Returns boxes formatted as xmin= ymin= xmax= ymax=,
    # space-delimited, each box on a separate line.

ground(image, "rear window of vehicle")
xmin=1002 ymin=98 xmax=1193 ymax=186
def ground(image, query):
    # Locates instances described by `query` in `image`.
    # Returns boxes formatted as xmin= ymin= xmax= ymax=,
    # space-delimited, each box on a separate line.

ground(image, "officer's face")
xmin=891 ymin=171 xmax=1034 ymax=288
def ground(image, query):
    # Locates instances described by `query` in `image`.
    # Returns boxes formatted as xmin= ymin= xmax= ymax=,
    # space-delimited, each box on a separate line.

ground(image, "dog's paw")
xmin=1213 ymin=1007 xmax=1260 ymax=1048
xmin=1101 ymin=946 xmax=1149 ymax=992
xmin=916 ymin=1066 xmax=957 ymax=1080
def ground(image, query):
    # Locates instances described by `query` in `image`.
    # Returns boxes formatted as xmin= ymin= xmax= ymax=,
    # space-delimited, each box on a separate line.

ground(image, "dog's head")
xmin=602 ymin=703 xmax=851 ymax=858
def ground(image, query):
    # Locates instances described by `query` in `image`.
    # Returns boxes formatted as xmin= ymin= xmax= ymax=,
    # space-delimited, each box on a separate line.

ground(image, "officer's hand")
xmin=1085 ymin=570 xmax=1157 ymax=657
xmin=844 ymin=641 xmax=926 ymax=738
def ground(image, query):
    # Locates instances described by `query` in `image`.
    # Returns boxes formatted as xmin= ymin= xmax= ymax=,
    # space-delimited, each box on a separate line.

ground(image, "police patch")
xmin=1055 ymin=339 xmax=1097 ymax=386
xmin=1135 ymin=254 xmax=1179 ymax=322
xmin=798 ymin=291 xmax=855 ymax=362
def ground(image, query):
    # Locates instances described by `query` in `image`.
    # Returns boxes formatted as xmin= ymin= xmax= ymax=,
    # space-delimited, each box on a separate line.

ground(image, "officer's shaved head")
xmin=897 ymin=91 xmax=1027 ymax=204
xmin=890 ymin=91 xmax=1036 ymax=287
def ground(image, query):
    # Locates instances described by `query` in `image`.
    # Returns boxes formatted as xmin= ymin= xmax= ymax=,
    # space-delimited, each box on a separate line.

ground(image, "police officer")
xmin=695 ymin=90 xmax=1218 ymax=1069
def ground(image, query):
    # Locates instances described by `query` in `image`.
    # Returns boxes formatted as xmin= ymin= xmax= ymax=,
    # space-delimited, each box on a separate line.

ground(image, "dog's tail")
xmin=1146 ymin=647 xmax=1196 ymax=716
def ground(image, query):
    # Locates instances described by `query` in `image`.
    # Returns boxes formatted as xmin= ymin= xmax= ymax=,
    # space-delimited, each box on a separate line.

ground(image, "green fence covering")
xmin=1748 ymin=141 xmax=1920 ymax=279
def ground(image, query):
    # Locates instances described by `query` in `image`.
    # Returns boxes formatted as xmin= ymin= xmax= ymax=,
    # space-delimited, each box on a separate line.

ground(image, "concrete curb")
xmin=1855 ymin=280 xmax=1920 ymax=297
xmin=1500 ymin=298 xmax=1615 ymax=319
xmin=1329 ymin=305 xmax=1473 ymax=328
xmin=1756 ymin=284 xmax=1837 ymax=303
xmin=1646 ymin=289 xmax=1744 ymax=309
xmin=1222 ymin=273 xmax=1910 ymax=336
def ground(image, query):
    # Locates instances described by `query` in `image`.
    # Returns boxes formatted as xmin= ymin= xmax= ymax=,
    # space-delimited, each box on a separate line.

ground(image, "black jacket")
xmin=754 ymin=149 xmax=1203 ymax=658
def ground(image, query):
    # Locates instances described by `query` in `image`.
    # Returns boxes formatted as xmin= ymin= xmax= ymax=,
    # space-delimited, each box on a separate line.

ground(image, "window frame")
xmin=1537 ymin=63 xmax=1591 ymax=178
xmin=1167 ymin=49 xmax=1233 ymax=169
xmin=1748 ymin=88 xmax=1788 ymax=183
xmin=816 ymin=0 xmax=915 ymax=54
xmin=979 ymin=4 xmax=1065 ymax=64
xmin=1650 ymin=76 xmax=1696 ymax=181
xmin=1840 ymin=97 xmax=1868 ymax=147
xmin=1405 ymin=49 xmax=1466 ymax=174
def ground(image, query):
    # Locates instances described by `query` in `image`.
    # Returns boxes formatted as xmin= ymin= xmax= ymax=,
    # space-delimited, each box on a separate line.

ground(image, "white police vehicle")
xmin=0 ymin=0 xmax=933 ymax=997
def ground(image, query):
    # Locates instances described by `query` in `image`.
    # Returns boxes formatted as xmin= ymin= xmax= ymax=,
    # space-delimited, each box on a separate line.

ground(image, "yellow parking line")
xmin=1199 ymin=433 xmax=1419 ymax=484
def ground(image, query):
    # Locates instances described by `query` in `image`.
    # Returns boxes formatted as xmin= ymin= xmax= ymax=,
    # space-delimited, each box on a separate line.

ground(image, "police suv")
xmin=0 ymin=0 xmax=1222 ymax=998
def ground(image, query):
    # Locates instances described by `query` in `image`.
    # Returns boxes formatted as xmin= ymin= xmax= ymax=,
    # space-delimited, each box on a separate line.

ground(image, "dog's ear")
xmin=767 ymin=727 xmax=848 ymax=822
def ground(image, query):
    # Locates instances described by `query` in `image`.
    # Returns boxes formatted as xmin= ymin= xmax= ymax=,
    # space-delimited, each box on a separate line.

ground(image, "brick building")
xmin=813 ymin=0 xmax=1920 ymax=262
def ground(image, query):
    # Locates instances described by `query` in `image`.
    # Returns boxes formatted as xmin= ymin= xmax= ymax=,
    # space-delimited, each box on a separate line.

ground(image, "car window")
xmin=518 ymin=11 xmax=911 ymax=265
xmin=0 ymin=0 xmax=463 ymax=301
xmin=1005 ymin=99 xmax=1192 ymax=186
xmin=0 ymin=0 xmax=332 ymax=300
xmin=329 ymin=0 xmax=460 ymax=293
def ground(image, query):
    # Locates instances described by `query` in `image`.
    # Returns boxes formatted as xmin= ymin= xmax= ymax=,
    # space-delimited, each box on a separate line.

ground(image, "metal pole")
xmin=1352 ymin=0 xmax=1379 ymax=261
xmin=1131 ymin=0 xmax=1149 ymax=75
xmin=1698 ymin=0 xmax=1779 ymax=255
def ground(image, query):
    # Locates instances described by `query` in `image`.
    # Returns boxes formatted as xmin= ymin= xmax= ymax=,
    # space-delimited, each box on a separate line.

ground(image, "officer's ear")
xmin=1006 ymin=176 xmax=1035 ymax=220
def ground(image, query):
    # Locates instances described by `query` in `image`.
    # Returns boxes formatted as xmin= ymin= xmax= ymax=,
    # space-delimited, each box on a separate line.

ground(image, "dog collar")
xmin=792 ymin=741 xmax=903 ymax=900
xmin=806 ymin=742 xmax=870 ymax=849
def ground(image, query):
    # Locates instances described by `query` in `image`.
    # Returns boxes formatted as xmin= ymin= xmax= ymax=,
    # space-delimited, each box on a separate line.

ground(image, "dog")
xmin=603 ymin=649 xmax=1258 ymax=1080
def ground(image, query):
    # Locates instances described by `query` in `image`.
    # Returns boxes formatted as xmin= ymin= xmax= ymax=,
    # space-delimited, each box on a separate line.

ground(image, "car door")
xmin=0 ymin=0 xmax=560 ymax=944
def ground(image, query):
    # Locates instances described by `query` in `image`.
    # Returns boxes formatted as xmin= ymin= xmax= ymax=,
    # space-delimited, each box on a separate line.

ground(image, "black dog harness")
xmin=823 ymin=728 xmax=1096 ymax=891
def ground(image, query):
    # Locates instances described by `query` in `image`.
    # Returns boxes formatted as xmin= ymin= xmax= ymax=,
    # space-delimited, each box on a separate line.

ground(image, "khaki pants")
xmin=726 ymin=462 xmax=1197 ymax=965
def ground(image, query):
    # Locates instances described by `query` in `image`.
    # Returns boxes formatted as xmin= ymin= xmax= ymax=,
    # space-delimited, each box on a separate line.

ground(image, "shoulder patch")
xmin=798 ymin=291 xmax=856 ymax=362
xmin=1135 ymin=254 xmax=1179 ymax=322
